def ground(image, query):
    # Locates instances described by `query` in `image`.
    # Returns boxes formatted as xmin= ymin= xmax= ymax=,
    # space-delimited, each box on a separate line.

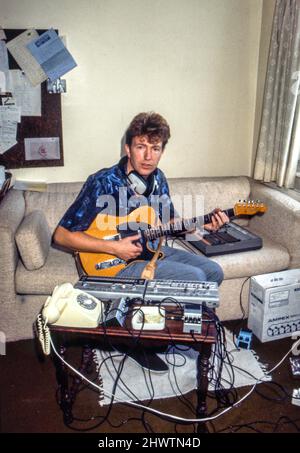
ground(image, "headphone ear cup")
xmin=127 ymin=171 xmax=156 ymax=196
xmin=127 ymin=171 xmax=148 ymax=195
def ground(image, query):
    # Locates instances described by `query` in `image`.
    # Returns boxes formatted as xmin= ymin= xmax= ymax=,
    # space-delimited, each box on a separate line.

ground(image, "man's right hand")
xmin=53 ymin=227 xmax=143 ymax=261
xmin=112 ymin=234 xmax=143 ymax=261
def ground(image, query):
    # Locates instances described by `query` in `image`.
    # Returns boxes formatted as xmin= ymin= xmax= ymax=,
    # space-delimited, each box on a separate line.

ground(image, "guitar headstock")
xmin=233 ymin=200 xmax=267 ymax=216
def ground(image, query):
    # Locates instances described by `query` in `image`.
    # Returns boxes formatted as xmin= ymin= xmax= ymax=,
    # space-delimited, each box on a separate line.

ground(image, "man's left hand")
xmin=204 ymin=208 xmax=229 ymax=232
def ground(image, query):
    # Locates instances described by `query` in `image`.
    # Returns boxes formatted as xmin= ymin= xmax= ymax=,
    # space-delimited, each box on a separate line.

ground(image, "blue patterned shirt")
xmin=59 ymin=157 xmax=175 ymax=231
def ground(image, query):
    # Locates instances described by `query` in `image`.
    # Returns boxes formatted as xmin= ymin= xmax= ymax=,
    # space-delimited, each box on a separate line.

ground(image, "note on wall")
xmin=24 ymin=137 xmax=60 ymax=160
xmin=6 ymin=29 xmax=47 ymax=86
xmin=0 ymin=41 xmax=9 ymax=93
xmin=0 ymin=41 xmax=9 ymax=72
xmin=0 ymin=27 xmax=6 ymax=41
xmin=7 ymin=70 xmax=41 ymax=116
xmin=26 ymin=29 xmax=77 ymax=81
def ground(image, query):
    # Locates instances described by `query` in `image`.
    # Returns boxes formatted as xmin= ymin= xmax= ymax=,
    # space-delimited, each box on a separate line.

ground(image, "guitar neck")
xmin=143 ymin=208 xmax=235 ymax=241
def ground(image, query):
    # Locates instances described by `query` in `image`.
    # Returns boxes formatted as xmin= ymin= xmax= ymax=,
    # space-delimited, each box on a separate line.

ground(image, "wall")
xmin=1 ymin=0 xmax=264 ymax=183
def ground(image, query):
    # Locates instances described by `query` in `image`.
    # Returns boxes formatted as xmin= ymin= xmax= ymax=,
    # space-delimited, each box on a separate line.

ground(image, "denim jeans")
xmin=117 ymin=245 xmax=224 ymax=285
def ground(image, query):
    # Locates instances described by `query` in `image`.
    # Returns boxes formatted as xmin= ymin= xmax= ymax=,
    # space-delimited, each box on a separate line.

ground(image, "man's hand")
xmin=204 ymin=208 xmax=229 ymax=232
xmin=113 ymin=234 xmax=143 ymax=261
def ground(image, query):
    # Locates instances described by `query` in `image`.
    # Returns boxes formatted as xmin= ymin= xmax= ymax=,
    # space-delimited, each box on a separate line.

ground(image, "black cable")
xmin=200 ymin=309 xmax=238 ymax=410
xmin=231 ymin=276 xmax=251 ymax=348
xmin=60 ymin=302 xmax=156 ymax=431
xmin=217 ymin=416 xmax=300 ymax=433
xmin=54 ymin=295 xmax=238 ymax=432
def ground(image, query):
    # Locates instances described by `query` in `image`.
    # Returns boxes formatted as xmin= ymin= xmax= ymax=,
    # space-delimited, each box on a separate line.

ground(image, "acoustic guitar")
xmin=78 ymin=201 xmax=267 ymax=277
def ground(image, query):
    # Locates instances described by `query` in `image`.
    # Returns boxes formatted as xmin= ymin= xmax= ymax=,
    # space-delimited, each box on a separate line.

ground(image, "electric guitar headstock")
xmin=233 ymin=200 xmax=267 ymax=216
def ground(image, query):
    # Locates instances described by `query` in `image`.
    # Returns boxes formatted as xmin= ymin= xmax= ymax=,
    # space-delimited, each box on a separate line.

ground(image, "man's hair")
xmin=125 ymin=112 xmax=171 ymax=149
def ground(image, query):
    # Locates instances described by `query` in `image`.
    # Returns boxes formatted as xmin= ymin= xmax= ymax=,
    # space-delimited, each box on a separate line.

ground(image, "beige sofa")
xmin=1 ymin=175 xmax=299 ymax=342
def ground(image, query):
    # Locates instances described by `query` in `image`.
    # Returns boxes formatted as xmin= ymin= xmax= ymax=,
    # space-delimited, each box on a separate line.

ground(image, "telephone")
xmin=42 ymin=282 xmax=104 ymax=328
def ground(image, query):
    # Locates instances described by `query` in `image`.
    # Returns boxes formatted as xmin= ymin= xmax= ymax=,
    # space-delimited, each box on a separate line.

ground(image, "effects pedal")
xmin=183 ymin=304 xmax=202 ymax=334
xmin=103 ymin=297 xmax=128 ymax=327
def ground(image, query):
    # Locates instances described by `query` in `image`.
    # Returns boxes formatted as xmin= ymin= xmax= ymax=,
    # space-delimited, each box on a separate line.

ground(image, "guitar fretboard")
xmin=143 ymin=208 xmax=235 ymax=240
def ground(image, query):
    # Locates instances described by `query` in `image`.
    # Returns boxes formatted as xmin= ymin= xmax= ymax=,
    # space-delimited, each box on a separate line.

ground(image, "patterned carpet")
xmin=93 ymin=328 xmax=270 ymax=406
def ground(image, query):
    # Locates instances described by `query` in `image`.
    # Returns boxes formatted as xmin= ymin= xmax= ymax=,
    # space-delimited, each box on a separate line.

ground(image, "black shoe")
xmin=114 ymin=345 xmax=169 ymax=374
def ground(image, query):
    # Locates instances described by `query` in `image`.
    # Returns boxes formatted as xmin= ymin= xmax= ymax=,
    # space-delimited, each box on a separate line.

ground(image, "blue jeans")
xmin=117 ymin=246 xmax=224 ymax=285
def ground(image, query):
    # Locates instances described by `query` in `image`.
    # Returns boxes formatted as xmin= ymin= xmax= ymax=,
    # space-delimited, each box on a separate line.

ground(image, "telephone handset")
xmin=42 ymin=282 xmax=104 ymax=328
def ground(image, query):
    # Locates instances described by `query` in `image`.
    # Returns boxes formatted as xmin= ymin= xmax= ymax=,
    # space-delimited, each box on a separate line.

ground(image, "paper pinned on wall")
xmin=7 ymin=70 xmax=41 ymax=116
xmin=24 ymin=137 xmax=60 ymax=161
xmin=0 ymin=105 xmax=21 ymax=123
xmin=0 ymin=103 xmax=19 ymax=153
xmin=26 ymin=29 xmax=77 ymax=82
xmin=6 ymin=29 xmax=48 ymax=86
xmin=0 ymin=71 xmax=6 ymax=93
xmin=0 ymin=41 xmax=9 ymax=72
xmin=0 ymin=28 xmax=6 ymax=41
xmin=0 ymin=41 xmax=9 ymax=94
xmin=0 ymin=121 xmax=18 ymax=154
xmin=0 ymin=95 xmax=16 ymax=107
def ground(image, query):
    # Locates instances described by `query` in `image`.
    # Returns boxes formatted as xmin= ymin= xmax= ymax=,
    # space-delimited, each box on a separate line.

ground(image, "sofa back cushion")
xmin=168 ymin=176 xmax=251 ymax=221
xmin=24 ymin=182 xmax=84 ymax=232
xmin=15 ymin=210 xmax=51 ymax=270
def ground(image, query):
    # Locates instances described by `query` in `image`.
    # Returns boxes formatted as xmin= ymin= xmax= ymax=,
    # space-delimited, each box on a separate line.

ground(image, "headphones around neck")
xmin=126 ymin=170 xmax=156 ymax=197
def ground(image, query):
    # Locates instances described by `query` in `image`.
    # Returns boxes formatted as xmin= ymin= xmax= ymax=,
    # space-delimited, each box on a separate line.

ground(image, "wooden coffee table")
xmin=49 ymin=306 xmax=217 ymax=432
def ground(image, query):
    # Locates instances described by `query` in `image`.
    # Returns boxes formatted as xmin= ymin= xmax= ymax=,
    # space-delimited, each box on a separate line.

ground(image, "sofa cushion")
xmin=15 ymin=210 xmax=51 ymax=271
xmin=16 ymin=246 xmax=79 ymax=294
xmin=211 ymin=231 xmax=290 ymax=279
xmin=173 ymin=230 xmax=290 ymax=279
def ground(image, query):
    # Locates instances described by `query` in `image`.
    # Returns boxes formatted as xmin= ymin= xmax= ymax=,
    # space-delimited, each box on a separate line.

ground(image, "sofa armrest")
xmin=0 ymin=190 xmax=25 ymax=304
xmin=249 ymin=181 xmax=300 ymax=268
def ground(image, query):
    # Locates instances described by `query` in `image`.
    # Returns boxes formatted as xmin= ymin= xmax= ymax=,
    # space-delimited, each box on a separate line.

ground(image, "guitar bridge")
xmin=95 ymin=258 xmax=126 ymax=270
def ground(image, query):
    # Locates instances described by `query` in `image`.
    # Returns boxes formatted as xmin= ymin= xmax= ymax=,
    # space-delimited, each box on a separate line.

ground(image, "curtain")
xmin=253 ymin=0 xmax=300 ymax=188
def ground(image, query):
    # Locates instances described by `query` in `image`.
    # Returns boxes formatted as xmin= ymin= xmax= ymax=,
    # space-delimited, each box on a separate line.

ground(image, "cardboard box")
xmin=247 ymin=269 xmax=300 ymax=342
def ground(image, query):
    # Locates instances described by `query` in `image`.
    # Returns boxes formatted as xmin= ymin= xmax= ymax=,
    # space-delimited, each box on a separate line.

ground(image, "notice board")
xmin=0 ymin=29 xmax=64 ymax=169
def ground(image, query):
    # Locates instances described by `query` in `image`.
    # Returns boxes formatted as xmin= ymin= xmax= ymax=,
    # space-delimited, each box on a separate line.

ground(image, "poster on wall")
xmin=24 ymin=137 xmax=60 ymax=160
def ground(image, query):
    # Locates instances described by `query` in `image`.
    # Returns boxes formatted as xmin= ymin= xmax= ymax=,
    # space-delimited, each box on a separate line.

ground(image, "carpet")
xmin=93 ymin=328 xmax=271 ymax=406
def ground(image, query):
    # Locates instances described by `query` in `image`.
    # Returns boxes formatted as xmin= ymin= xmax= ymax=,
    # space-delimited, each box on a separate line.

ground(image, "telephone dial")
xmin=42 ymin=282 xmax=104 ymax=328
xmin=36 ymin=283 xmax=104 ymax=355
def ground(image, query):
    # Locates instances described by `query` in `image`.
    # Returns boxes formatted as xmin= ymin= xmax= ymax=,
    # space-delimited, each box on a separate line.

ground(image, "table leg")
xmin=196 ymin=342 xmax=212 ymax=433
xmin=52 ymin=337 xmax=94 ymax=425
xmin=52 ymin=339 xmax=74 ymax=425
xmin=69 ymin=345 xmax=94 ymax=405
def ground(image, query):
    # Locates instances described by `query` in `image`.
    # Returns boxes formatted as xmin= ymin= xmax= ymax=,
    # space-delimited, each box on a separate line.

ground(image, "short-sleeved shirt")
xmin=59 ymin=156 xmax=175 ymax=232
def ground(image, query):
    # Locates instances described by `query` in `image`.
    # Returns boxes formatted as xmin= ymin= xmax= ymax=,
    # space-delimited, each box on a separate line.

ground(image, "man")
xmin=54 ymin=112 xmax=228 ymax=372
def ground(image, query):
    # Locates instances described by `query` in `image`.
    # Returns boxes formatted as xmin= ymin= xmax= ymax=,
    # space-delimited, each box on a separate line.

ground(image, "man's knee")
xmin=209 ymin=261 xmax=224 ymax=286
xmin=164 ymin=265 xmax=206 ymax=282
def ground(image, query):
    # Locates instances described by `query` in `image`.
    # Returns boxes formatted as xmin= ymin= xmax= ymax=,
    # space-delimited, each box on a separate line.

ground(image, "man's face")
xmin=125 ymin=135 xmax=164 ymax=178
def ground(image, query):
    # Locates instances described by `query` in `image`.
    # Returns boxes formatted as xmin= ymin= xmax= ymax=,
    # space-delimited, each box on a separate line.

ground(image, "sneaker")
xmin=114 ymin=345 xmax=169 ymax=374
